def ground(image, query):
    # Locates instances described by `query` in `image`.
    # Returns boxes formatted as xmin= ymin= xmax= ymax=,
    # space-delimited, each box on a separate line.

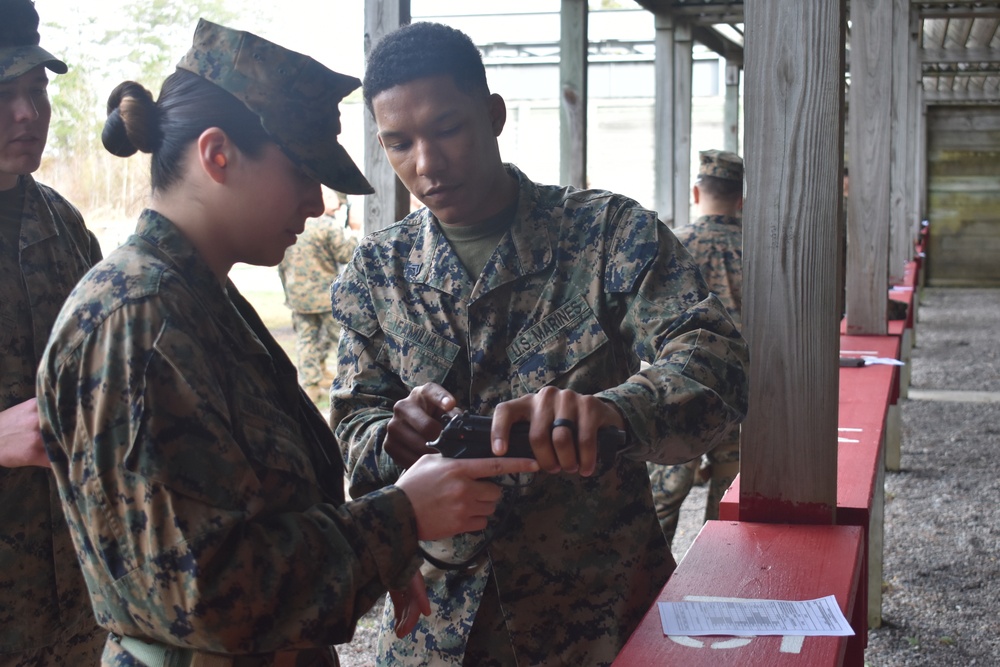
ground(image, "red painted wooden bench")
xmin=720 ymin=334 xmax=901 ymax=634
xmin=613 ymin=521 xmax=865 ymax=667
xmin=841 ymin=313 xmax=911 ymax=399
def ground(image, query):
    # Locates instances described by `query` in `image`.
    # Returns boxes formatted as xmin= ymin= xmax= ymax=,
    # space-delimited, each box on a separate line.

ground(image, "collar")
xmin=16 ymin=175 xmax=59 ymax=247
xmin=404 ymin=164 xmax=553 ymax=300
xmin=133 ymin=209 xmax=269 ymax=357
xmin=693 ymin=213 xmax=742 ymax=228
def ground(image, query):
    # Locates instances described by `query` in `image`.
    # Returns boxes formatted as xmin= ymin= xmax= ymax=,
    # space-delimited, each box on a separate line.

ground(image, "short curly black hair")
xmin=363 ymin=22 xmax=489 ymax=115
xmin=0 ymin=0 xmax=41 ymax=49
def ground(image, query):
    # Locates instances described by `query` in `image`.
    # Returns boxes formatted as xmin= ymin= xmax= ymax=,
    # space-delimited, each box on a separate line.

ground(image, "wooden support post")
xmin=741 ymin=0 xmax=845 ymax=524
xmin=907 ymin=8 xmax=921 ymax=257
xmin=560 ymin=0 xmax=588 ymax=189
xmin=890 ymin=0 xmax=912 ymax=285
xmin=847 ymin=0 xmax=892 ymax=335
xmin=653 ymin=14 xmax=675 ymax=225
xmin=724 ymin=63 xmax=741 ymax=154
xmin=917 ymin=88 xmax=927 ymax=226
xmin=673 ymin=21 xmax=693 ymax=229
xmin=363 ymin=0 xmax=411 ymax=233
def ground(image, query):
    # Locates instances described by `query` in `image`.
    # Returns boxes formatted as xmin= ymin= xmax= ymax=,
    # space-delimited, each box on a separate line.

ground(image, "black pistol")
xmin=428 ymin=411 xmax=627 ymax=459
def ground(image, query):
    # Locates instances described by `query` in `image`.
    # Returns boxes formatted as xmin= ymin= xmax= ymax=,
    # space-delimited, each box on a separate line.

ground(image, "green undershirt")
xmin=436 ymin=198 xmax=518 ymax=279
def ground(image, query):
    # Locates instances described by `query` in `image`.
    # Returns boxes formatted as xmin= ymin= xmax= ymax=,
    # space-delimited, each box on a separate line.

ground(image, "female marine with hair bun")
xmin=35 ymin=20 xmax=537 ymax=667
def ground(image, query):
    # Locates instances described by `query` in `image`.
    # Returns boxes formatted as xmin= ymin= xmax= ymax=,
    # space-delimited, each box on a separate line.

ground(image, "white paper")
xmin=658 ymin=595 xmax=855 ymax=637
xmin=862 ymin=356 xmax=905 ymax=366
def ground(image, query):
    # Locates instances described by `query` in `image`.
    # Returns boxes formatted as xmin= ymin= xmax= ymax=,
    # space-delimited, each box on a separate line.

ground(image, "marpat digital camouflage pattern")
xmin=0 ymin=175 xmax=105 ymax=663
xmin=175 ymin=19 xmax=372 ymax=195
xmin=36 ymin=210 xmax=423 ymax=667
xmin=331 ymin=165 xmax=750 ymax=666
xmin=696 ymin=149 xmax=743 ymax=183
xmin=648 ymin=211 xmax=744 ymax=544
xmin=279 ymin=214 xmax=358 ymax=394
xmin=0 ymin=41 xmax=66 ymax=83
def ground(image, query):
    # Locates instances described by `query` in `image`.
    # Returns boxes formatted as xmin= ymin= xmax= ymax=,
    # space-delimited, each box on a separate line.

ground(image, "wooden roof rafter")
xmin=631 ymin=0 xmax=1000 ymax=104
xmin=632 ymin=0 xmax=744 ymax=62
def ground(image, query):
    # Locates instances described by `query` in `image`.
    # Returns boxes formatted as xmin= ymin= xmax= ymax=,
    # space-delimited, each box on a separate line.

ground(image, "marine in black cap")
xmin=0 ymin=0 xmax=107 ymax=664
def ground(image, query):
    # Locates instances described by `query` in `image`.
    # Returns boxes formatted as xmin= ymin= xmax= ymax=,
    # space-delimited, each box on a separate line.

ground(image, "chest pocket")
xmin=508 ymin=296 xmax=609 ymax=393
xmin=233 ymin=379 xmax=318 ymax=489
xmin=379 ymin=314 xmax=461 ymax=388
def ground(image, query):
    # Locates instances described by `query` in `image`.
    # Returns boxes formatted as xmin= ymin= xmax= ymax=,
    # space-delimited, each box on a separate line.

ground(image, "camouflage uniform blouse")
xmin=0 ymin=175 xmax=103 ymax=654
xmin=331 ymin=165 xmax=750 ymax=666
xmin=279 ymin=214 xmax=358 ymax=314
xmin=36 ymin=210 xmax=422 ymax=665
xmin=673 ymin=213 xmax=743 ymax=329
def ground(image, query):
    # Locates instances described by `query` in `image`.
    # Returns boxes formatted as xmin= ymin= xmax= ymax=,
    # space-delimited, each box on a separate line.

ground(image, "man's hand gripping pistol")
xmin=428 ymin=410 xmax=627 ymax=459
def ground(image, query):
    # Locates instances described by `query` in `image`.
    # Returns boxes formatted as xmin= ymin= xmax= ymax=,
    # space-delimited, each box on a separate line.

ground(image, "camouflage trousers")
xmin=646 ymin=430 xmax=740 ymax=548
xmin=0 ymin=623 xmax=106 ymax=667
xmin=291 ymin=311 xmax=341 ymax=392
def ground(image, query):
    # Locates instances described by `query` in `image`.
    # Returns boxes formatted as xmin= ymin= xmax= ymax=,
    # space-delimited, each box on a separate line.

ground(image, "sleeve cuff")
xmin=343 ymin=486 xmax=422 ymax=590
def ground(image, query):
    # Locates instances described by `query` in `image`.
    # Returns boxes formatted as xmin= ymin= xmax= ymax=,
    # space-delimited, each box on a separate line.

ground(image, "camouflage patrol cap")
xmin=697 ymin=149 xmax=743 ymax=182
xmin=176 ymin=19 xmax=373 ymax=195
xmin=0 ymin=0 xmax=68 ymax=83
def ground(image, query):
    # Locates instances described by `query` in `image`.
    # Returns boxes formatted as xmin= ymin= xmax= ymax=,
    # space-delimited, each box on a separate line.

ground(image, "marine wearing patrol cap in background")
xmin=648 ymin=146 xmax=746 ymax=552
xmin=176 ymin=18 xmax=373 ymax=195
xmin=697 ymin=148 xmax=744 ymax=183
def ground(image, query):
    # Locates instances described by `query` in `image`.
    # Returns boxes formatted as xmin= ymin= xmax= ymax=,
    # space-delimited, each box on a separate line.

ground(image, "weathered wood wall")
xmin=926 ymin=106 xmax=1000 ymax=286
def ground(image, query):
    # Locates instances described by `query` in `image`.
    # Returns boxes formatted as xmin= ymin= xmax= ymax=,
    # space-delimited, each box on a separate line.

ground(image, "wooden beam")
xmin=847 ymin=0 xmax=892 ymax=334
xmin=921 ymin=47 xmax=1000 ymax=64
xmin=560 ymin=0 xmax=588 ymax=188
xmin=673 ymin=21 xmax=693 ymax=229
xmin=909 ymin=9 xmax=923 ymax=254
xmin=363 ymin=0 xmax=411 ymax=233
xmin=890 ymin=0 xmax=913 ymax=285
xmin=692 ymin=25 xmax=744 ymax=66
xmin=918 ymin=8 xmax=1000 ymax=20
xmin=924 ymin=87 xmax=1000 ymax=102
xmin=653 ymin=14 xmax=675 ymax=224
xmin=723 ymin=63 xmax=741 ymax=154
xmin=741 ymin=0 xmax=845 ymax=524
xmin=917 ymin=86 xmax=928 ymax=222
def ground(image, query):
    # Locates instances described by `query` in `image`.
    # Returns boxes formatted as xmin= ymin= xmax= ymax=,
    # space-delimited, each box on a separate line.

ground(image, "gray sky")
xmin=36 ymin=0 xmax=367 ymax=78
xmin=34 ymin=0 xmax=569 ymax=82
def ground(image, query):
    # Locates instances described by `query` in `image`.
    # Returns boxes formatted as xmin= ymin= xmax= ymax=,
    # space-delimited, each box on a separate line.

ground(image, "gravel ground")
xmin=864 ymin=287 xmax=1000 ymax=667
xmin=336 ymin=287 xmax=1000 ymax=667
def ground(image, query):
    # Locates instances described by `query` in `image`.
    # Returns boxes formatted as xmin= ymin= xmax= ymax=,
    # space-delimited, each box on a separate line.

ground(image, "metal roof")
xmin=633 ymin=0 xmax=1000 ymax=104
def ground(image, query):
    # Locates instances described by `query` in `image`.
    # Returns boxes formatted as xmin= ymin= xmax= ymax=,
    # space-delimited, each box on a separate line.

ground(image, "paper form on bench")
xmin=658 ymin=595 xmax=855 ymax=637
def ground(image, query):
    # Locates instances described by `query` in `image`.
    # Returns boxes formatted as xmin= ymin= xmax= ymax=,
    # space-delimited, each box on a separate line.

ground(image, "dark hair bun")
xmin=102 ymin=81 xmax=162 ymax=157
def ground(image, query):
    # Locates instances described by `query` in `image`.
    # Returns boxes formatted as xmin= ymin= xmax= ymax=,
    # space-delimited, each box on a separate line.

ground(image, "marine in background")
xmin=279 ymin=188 xmax=359 ymax=403
xmin=647 ymin=149 xmax=745 ymax=550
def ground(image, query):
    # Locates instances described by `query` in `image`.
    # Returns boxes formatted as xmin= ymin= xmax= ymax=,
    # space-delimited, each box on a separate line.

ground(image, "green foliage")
xmin=38 ymin=0 xmax=260 ymax=224
xmin=591 ymin=0 xmax=628 ymax=9
xmin=47 ymin=61 xmax=101 ymax=158
xmin=99 ymin=0 xmax=238 ymax=88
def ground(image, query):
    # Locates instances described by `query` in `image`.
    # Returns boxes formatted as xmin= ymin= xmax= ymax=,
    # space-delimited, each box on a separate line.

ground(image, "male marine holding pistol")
xmin=331 ymin=22 xmax=749 ymax=667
